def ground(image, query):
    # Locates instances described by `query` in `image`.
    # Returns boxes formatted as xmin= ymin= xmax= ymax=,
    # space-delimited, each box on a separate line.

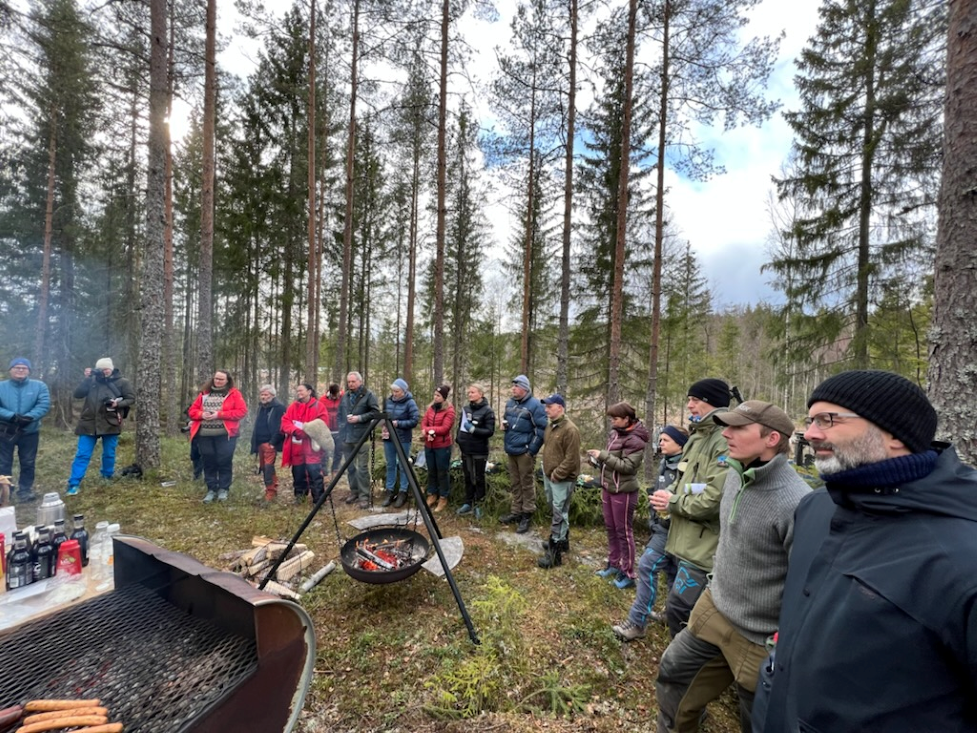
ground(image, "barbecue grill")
xmin=0 ymin=535 xmax=315 ymax=733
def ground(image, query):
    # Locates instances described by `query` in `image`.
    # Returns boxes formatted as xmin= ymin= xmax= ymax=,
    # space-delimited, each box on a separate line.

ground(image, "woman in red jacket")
xmin=280 ymin=383 xmax=330 ymax=504
xmin=188 ymin=370 xmax=248 ymax=503
xmin=421 ymin=384 xmax=456 ymax=512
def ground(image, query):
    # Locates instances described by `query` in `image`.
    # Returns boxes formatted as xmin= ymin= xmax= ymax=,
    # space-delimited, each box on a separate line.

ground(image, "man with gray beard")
xmin=752 ymin=370 xmax=977 ymax=733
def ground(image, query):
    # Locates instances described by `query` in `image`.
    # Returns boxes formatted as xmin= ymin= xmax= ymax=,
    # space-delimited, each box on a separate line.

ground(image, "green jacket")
xmin=663 ymin=409 xmax=729 ymax=572
xmin=541 ymin=415 xmax=581 ymax=483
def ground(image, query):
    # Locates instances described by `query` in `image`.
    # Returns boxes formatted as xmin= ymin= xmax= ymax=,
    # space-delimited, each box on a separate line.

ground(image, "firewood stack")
xmin=223 ymin=536 xmax=316 ymax=599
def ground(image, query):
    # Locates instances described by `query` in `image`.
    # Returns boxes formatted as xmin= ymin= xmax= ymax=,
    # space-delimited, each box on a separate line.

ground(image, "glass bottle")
xmin=33 ymin=526 xmax=56 ymax=581
xmin=70 ymin=514 xmax=90 ymax=567
xmin=6 ymin=532 xmax=33 ymax=590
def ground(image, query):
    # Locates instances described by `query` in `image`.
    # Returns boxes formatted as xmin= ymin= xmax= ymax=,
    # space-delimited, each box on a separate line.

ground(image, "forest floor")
xmin=14 ymin=428 xmax=743 ymax=733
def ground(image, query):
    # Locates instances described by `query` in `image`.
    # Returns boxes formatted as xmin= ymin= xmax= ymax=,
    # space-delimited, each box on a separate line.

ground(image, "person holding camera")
xmin=0 ymin=357 xmax=51 ymax=502
xmin=66 ymin=357 xmax=135 ymax=496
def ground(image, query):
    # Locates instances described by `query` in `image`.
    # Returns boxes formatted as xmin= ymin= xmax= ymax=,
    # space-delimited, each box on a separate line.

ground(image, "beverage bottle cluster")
xmin=3 ymin=513 xmax=93 ymax=592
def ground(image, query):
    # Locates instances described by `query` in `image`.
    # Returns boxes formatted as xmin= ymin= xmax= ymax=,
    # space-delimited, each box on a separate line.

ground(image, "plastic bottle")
xmin=32 ymin=526 xmax=57 ymax=581
xmin=90 ymin=521 xmax=109 ymax=567
xmin=104 ymin=523 xmax=121 ymax=569
xmin=6 ymin=532 xmax=33 ymax=590
xmin=70 ymin=514 xmax=90 ymax=567
xmin=0 ymin=533 xmax=6 ymax=594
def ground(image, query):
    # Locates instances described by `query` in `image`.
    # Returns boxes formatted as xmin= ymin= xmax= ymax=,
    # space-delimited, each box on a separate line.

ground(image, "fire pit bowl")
xmin=340 ymin=527 xmax=430 ymax=584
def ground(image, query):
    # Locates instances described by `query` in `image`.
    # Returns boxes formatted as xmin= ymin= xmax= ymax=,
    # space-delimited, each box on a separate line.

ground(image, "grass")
xmin=12 ymin=427 xmax=743 ymax=733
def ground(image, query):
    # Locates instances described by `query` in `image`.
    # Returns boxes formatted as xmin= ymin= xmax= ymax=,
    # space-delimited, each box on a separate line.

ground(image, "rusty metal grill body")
xmin=0 ymin=536 xmax=315 ymax=733
xmin=0 ymin=583 xmax=257 ymax=731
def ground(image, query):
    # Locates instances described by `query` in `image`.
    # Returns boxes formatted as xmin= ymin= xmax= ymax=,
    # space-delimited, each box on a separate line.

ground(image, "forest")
xmin=0 ymin=0 xmax=974 ymax=468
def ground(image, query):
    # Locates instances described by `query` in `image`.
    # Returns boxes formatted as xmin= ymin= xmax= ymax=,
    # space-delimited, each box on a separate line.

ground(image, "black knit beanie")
xmin=808 ymin=370 xmax=937 ymax=454
xmin=688 ymin=378 xmax=730 ymax=408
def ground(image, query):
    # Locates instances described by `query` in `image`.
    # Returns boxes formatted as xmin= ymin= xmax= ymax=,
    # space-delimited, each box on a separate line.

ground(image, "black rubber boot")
xmin=499 ymin=511 xmax=522 ymax=524
xmin=516 ymin=514 xmax=531 ymax=534
xmin=538 ymin=538 xmax=563 ymax=569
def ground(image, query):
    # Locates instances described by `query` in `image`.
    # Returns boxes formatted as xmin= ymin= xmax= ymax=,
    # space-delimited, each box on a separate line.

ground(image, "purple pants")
xmin=602 ymin=489 xmax=638 ymax=578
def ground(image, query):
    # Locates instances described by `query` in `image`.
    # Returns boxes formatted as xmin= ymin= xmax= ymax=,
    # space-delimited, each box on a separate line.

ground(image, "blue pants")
xmin=628 ymin=525 xmax=678 ymax=628
xmin=383 ymin=439 xmax=413 ymax=493
xmin=69 ymin=434 xmax=120 ymax=487
xmin=424 ymin=446 xmax=451 ymax=498
xmin=0 ymin=431 xmax=40 ymax=497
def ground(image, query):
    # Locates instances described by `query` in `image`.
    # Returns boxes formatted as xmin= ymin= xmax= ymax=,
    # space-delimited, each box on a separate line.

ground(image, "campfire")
xmin=353 ymin=536 xmax=419 ymax=572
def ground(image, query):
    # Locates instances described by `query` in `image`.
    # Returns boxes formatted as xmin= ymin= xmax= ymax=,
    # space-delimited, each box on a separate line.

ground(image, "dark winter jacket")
xmin=753 ymin=444 xmax=977 ymax=733
xmin=456 ymin=397 xmax=496 ymax=457
xmin=0 ymin=377 xmax=51 ymax=435
xmin=384 ymin=392 xmax=420 ymax=444
xmin=596 ymin=420 xmax=651 ymax=494
xmin=422 ymin=402 xmax=456 ymax=450
xmin=502 ymin=394 xmax=547 ymax=457
xmin=73 ymin=369 xmax=136 ymax=436
xmin=337 ymin=386 xmax=381 ymax=444
xmin=250 ymin=398 xmax=286 ymax=453
xmin=541 ymin=414 xmax=581 ymax=483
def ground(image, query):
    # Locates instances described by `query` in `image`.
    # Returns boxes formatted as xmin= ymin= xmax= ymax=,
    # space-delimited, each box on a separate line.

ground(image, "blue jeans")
xmin=628 ymin=525 xmax=678 ymax=628
xmin=0 ymin=431 xmax=39 ymax=496
xmin=383 ymin=439 xmax=413 ymax=493
xmin=424 ymin=446 xmax=451 ymax=497
xmin=69 ymin=434 xmax=120 ymax=487
xmin=543 ymin=475 xmax=575 ymax=542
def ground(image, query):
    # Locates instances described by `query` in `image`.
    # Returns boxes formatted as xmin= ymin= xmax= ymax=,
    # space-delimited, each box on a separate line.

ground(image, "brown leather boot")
xmin=434 ymin=497 xmax=449 ymax=513
xmin=426 ymin=494 xmax=439 ymax=508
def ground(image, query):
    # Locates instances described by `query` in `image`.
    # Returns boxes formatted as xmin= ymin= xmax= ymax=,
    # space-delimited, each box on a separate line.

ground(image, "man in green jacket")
xmin=651 ymin=378 xmax=731 ymax=636
xmin=537 ymin=394 xmax=580 ymax=569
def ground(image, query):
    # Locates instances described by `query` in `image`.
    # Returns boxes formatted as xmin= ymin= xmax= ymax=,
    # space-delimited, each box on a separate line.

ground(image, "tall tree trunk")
xmin=854 ymin=8 xmax=877 ymax=368
xmin=404 ymin=143 xmax=421 ymax=386
xmin=163 ymin=3 xmax=177 ymax=434
xmin=646 ymin=0 xmax=670 ymax=480
xmin=928 ymin=0 xmax=977 ymax=465
xmin=136 ymin=0 xmax=168 ymax=469
xmin=335 ymin=0 xmax=360 ymax=382
xmin=432 ymin=0 xmax=450 ymax=385
xmin=35 ymin=114 xmax=57 ymax=373
xmin=608 ymin=0 xmax=637 ymax=406
xmin=520 ymin=94 xmax=537 ymax=376
xmin=305 ymin=0 xmax=319 ymax=382
xmin=556 ymin=0 xmax=578 ymax=396
xmin=197 ymin=0 xmax=217 ymax=384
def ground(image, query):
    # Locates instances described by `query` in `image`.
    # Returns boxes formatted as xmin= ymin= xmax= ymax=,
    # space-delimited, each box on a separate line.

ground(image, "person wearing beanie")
xmin=0 ymin=357 xmax=51 ymax=502
xmin=499 ymin=375 xmax=547 ymax=534
xmin=655 ymin=401 xmax=809 ymax=733
xmin=421 ymin=385 xmax=455 ymax=513
xmin=650 ymin=377 xmax=733 ymax=636
xmin=66 ymin=358 xmax=135 ymax=495
xmin=337 ymin=371 xmax=381 ymax=509
xmin=754 ymin=371 xmax=977 ymax=733
xmin=587 ymin=401 xmax=650 ymax=584
xmin=381 ymin=378 xmax=420 ymax=508
xmin=612 ymin=424 xmax=686 ymax=641
xmin=456 ymin=383 xmax=496 ymax=519
xmin=250 ymin=385 xmax=286 ymax=502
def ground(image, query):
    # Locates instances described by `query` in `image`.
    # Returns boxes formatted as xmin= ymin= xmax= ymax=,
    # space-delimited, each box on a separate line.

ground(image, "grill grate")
xmin=0 ymin=582 xmax=258 ymax=732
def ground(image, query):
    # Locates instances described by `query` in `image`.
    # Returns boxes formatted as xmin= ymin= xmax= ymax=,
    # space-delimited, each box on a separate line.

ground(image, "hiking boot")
xmin=614 ymin=573 xmax=635 ymax=590
xmin=381 ymin=492 xmax=395 ymax=507
xmin=612 ymin=620 xmax=646 ymax=641
xmin=217 ymin=490 xmax=229 ymax=502
xmin=16 ymin=491 xmax=38 ymax=503
xmin=344 ymin=493 xmax=359 ymax=504
xmin=203 ymin=491 xmax=217 ymax=503
xmin=538 ymin=538 xmax=563 ymax=569
xmin=434 ymin=497 xmax=449 ymax=513
xmin=264 ymin=490 xmax=277 ymax=502
xmin=648 ymin=610 xmax=667 ymax=625
xmin=426 ymin=494 xmax=439 ymax=508
xmin=357 ymin=499 xmax=370 ymax=510
xmin=456 ymin=503 xmax=473 ymax=515
xmin=596 ymin=564 xmax=618 ymax=579
xmin=473 ymin=506 xmax=483 ymax=519
xmin=499 ymin=511 xmax=522 ymax=524
xmin=516 ymin=514 xmax=531 ymax=534
xmin=393 ymin=492 xmax=408 ymax=509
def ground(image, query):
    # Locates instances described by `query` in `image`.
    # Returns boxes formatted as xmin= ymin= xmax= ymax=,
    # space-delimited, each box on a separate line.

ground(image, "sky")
xmin=203 ymin=0 xmax=824 ymax=310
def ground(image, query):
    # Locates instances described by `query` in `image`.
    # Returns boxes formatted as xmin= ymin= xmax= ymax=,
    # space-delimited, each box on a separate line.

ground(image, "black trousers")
xmin=292 ymin=462 xmax=325 ymax=502
xmin=196 ymin=435 xmax=238 ymax=492
xmin=461 ymin=453 xmax=488 ymax=504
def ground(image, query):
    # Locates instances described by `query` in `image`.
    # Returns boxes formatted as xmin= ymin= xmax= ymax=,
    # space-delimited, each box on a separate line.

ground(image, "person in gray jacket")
xmin=655 ymin=401 xmax=809 ymax=733
xmin=0 ymin=357 xmax=51 ymax=502
xmin=338 ymin=371 xmax=381 ymax=508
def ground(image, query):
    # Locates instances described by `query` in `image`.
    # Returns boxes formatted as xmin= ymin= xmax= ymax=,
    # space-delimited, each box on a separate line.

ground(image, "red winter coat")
xmin=322 ymin=393 xmax=341 ymax=431
xmin=188 ymin=388 xmax=248 ymax=439
xmin=421 ymin=402 xmax=456 ymax=449
xmin=280 ymin=397 xmax=329 ymax=465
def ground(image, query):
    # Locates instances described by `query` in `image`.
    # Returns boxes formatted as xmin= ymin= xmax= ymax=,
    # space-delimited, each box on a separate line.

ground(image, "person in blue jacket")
xmin=753 ymin=370 xmax=977 ymax=733
xmin=0 ymin=358 xmax=51 ymax=502
xmin=381 ymin=378 xmax=420 ymax=509
xmin=498 ymin=374 xmax=547 ymax=534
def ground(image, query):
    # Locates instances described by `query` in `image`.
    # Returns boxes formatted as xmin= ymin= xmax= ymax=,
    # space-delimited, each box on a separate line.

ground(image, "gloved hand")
xmin=14 ymin=414 xmax=33 ymax=426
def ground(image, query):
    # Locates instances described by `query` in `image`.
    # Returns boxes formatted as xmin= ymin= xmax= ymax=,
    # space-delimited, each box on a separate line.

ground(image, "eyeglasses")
xmin=804 ymin=412 xmax=861 ymax=429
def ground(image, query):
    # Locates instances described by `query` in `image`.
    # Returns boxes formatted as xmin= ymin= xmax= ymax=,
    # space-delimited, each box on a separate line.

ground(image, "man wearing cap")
xmin=651 ymin=378 xmax=732 ymax=636
xmin=537 ymin=395 xmax=580 ymax=569
xmin=753 ymin=371 xmax=977 ymax=733
xmin=67 ymin=358 xmax=135 ymax=495
xmin=0 ymin=358 xmax=51 ymax=502
xmin=500 ymin=374 xmax=548 ymax=534
xmin=655 ymin=401 xmax=809 ymax=733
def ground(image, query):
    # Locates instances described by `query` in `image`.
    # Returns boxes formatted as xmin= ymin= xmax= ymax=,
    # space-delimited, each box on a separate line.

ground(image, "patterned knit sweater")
xmin=710 ymin=453 xmax=811 ymax=645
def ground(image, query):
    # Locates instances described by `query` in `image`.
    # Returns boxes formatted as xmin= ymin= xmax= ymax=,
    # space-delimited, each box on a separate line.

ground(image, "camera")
xmin=104 ymin=398 xmax=118 ymax=411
